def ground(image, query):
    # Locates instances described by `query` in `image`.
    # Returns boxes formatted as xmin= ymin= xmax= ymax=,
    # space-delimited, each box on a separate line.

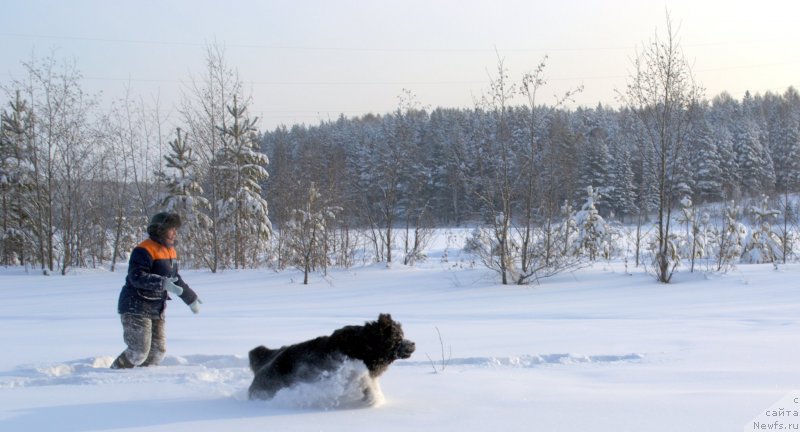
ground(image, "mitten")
xmin=163 ymin=277 xmax=183 ymax=296
xmin=179 ymin=285 xmax=197 ymax=305
xmin=189 ymin=298 xmax=202 ymax=314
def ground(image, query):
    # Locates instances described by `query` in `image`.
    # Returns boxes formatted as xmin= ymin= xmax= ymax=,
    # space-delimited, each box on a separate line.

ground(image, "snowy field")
xmin=1 ymin=233 xmax=800 ymax=431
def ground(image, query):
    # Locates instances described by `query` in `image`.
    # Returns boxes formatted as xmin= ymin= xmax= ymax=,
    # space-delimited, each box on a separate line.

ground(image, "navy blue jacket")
xmin=117 ymin=237 xmax=197 ymax=319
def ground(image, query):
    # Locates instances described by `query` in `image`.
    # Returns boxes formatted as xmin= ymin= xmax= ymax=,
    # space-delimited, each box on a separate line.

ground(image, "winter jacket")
xmin=117 ymin=237 xmax=198 ymax=319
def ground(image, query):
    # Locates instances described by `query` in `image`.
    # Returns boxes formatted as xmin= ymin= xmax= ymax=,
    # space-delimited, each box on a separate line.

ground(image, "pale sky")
xmin=2 ymin=0 xmax=799 ymax=130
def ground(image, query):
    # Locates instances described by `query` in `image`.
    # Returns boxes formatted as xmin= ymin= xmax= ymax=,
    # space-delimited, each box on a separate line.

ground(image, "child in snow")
xmin=111 ymin=212 xmax=202 ymax=369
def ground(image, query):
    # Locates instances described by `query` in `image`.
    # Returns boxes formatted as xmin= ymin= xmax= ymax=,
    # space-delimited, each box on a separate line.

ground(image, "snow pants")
xmin=117 ymin=313 xmax=167 ymax=367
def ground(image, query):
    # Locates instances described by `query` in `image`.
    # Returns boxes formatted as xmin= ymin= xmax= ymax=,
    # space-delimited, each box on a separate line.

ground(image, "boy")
xmin=111 ymin=212 xmax=202 ymax=369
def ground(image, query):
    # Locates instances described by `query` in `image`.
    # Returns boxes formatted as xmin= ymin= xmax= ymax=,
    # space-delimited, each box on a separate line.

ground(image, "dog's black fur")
xmin=248 ymin=313 xmax=415 ymax=401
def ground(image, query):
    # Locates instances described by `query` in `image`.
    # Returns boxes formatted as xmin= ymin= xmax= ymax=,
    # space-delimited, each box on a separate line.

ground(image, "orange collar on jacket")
xmin=138 ymin=238 xmax=177 ymax=261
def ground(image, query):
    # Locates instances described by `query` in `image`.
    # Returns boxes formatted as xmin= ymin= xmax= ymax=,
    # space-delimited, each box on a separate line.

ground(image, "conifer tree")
xmin=155 ymin=128 xmax=212 ymax=267
xmin=573 ymin=186 xmax=609 ymax=261
xmin=216 ymin=95 xmax=272 ymax=268
xmin=770 ymin=88 xmax=800 ymax=193
xmin=0 ymin=91 xmax=35 ymax=266
xmin=577 ymin=127 xmax=611 ymax=209
xmin=605 ymin=140 xmax=638 ymax=221
xmin=735 ymin=119 xmax=774 ymax=194
xmin=739 ymin=92 xmax=776 ymax=194
xmin=691 ymin=116 xmax=724 ymax=202
xmin=707 ymin=93 xmax=741 ymax=198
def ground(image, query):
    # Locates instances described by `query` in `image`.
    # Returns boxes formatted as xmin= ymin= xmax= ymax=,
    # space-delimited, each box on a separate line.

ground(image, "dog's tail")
xmin=248 ymin=345 xmax=276 ymax=372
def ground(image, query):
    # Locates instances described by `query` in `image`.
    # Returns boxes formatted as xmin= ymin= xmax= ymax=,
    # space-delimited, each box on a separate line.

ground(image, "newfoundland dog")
xmin=248 ymin=313 xmax=415 ymax=404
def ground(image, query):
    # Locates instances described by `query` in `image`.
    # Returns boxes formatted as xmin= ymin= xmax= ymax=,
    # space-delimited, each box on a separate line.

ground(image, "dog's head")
xmin=328 ymin=313 xmax=415 ymax=376
xmin=377 ymin=313 xmax=415 ymax=359
xmin=364 ymin=313 xmax=415 ymax=360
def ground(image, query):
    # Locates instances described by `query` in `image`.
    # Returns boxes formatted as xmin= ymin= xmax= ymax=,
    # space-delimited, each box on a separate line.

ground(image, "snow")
xmin=1 ymin=232 xmax=800 ymax=431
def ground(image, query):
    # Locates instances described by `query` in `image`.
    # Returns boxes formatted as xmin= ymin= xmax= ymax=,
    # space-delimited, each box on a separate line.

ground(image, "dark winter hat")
xmin=147 ymin=212 xmax=182 ymax=238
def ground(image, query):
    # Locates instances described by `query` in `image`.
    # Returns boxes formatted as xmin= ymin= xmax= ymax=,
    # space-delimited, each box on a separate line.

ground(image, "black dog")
xmin=248 ymin=313 xmax=415 ymax=402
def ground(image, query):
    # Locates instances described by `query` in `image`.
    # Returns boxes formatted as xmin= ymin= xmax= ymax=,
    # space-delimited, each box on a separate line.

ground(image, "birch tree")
xmin=622 ymin=12 xmax=703 ymax=283
xmin=472 ymin=54 xmax=517 ymax=284
xmin=180 ymin=43 xmax=241 ymax=271
xmin=518 ymin=56 xmax=582 ymax=276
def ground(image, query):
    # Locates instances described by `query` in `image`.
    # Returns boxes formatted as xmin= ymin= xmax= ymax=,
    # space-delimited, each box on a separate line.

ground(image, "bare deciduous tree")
xmin=180 ymin=42 xmax=242 ymax=272
xmin=285 ymin=182 xmax=340 ymax=284
xmin=621 ymin=12 xmax=703 ymax=283
xmin=474 ymin=53 xmax=516 ymax=284
xmin=518 ymin=56 xmax=582 ymax=279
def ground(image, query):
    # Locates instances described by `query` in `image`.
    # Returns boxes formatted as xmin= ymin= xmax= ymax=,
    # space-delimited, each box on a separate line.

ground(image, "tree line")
xmin=2 ymin=22 xmax=799 ymax=282
xmin=263 ymin=86 xmax=800 ymax=229
xmin=261 ymin=19 xmax=800 ymax=284
xmin=260 ymin=87 xmax=800 ymax=280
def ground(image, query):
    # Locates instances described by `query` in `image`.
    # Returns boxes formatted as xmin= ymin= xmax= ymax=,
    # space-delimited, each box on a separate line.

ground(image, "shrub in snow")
xmin=675 ymin=196 xmax=714 ymax=272
xmin=283 ymin=183 xmax=341 ymax=284
xmin=464 ymin=226 xmax=514 ymax=278
xmin=741 ymin=195 xmax=783 ymax=264
xmin=464 ymin=209 xmax=585 ymax=285
xmin=716 ymin=201 xmax=747 ymax=270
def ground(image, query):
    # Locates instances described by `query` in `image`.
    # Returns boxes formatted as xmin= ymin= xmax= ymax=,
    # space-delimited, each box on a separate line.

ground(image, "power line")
xmin=0 ymin=32 xmax=203 ymax=48
xmin=0 ymin=31 xmax=623 ymax=52
xmin=3 ymin=31 xmax=787 ymax=54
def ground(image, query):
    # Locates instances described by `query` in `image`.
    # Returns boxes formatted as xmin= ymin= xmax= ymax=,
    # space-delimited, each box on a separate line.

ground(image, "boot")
xmin=110 ymin=353 xmax=134 ymax=369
